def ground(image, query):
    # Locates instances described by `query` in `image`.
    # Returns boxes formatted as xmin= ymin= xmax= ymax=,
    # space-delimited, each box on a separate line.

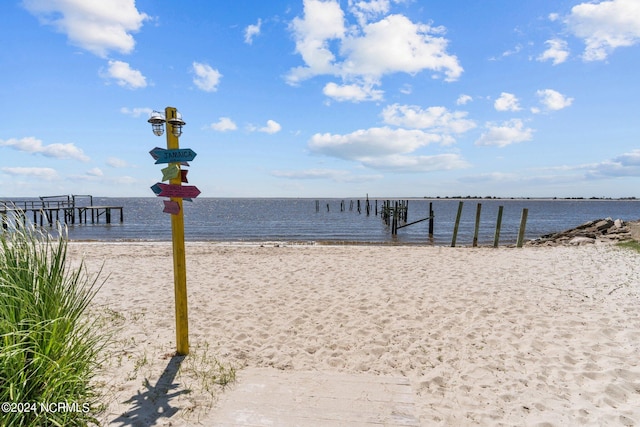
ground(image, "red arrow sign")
xmin=156 ymin=183 xmax=201 ymax=199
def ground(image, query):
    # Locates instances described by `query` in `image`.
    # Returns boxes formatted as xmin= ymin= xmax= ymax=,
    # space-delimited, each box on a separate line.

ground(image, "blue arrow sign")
xmin=150 ymin=147 xmax=197 ymax=164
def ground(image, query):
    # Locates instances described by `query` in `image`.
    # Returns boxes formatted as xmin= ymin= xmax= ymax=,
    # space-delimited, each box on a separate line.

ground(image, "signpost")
xmin=148 ymin=106 xmax=196 ymax=356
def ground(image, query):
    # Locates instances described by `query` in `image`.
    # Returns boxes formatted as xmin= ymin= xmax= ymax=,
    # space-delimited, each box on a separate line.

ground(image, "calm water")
xmin=30 ymin=197 xmax=640 ymax=246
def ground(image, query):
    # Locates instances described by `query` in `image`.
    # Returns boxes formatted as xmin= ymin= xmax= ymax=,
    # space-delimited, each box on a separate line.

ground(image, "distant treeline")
xmin=423 ymin=196 xmax=638 ymax=200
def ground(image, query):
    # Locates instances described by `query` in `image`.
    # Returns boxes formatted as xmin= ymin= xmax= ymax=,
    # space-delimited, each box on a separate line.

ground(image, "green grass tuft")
xmin=0 ymin=223 xmax=107 ymax=426
xmin=616 ymin=240 xmax=640 ymax=253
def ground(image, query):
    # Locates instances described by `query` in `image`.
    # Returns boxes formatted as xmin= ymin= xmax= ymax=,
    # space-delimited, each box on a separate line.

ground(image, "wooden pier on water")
xmin=1 ymin=195 xmax=123 ymax=228
xmin=315 ymin=197 xmax=529 ymax=247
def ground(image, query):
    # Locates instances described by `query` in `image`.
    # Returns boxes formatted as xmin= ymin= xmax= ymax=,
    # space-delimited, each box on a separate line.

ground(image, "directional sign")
xmin=162 ymin=164 xmax=181 ymax=181
xmin=163 ymin=200 xmax=180 ymax=215
xmin=155 ymin=183 xmax=201 ymax=199
xmin=150 ymin=183 xmax=162 ymax=196
xmin=181 ymin=169 xmax=189 ymax=183
xmin=150 ymin=147 xmax=197 ymax=164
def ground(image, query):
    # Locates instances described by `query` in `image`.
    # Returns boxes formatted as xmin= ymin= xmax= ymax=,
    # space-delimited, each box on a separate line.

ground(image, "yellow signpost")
xmin=148 ymin=106 xmax=194 ymax=355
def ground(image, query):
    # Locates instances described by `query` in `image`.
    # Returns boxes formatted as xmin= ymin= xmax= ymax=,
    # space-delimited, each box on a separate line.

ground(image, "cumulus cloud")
xmin=259 ymin=120 xmax=282 ymax=134
xmin=456 ymin=94 xmax=473 ymax=105
xmin=22 ymin=0 xmax=149 ymax=58
xmin=103 ymin=60 xmax=146 ymax=88
xmin=86 ymin=167 xmax=103 ymax=177
xmin=381 ymin=104 xmax=476 ymax=137
xmin=244 ymin=19 xmax=262 ymax=44
xmin=494 ymin=92 xmax=521 ymax=112
xmin=0 ymin=137 xmax=89 ymax=162
xmin=1 ymin=166 xmax=59 ymax=180
xmin=565 ymin=0 xmax=640 ymax=61
xmin=287 ymin=0 xmax=462 ymax=102
xmin=210 ymin=117 xmax=237 ymax=132
xmin=308 ymin=126 xmax=468 ymax=172
xmin=536 ymin=89 xmax=574 ymax=111
xmin=192 ymin=62 xmax=222 ymax=92
xmin=475 ymin=119 xmax=534 ymax=148
xmin=537 ymin=39 xmax=570 ymax=65
xmin=323 ymin=82 xmax=383 ymax=102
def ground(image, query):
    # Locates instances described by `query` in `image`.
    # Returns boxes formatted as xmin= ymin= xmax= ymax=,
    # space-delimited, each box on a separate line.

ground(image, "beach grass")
xmin=616 ymin=240 xmax=640 ymax=253
xmin=0 ymin=224 xmax=106 ymax=426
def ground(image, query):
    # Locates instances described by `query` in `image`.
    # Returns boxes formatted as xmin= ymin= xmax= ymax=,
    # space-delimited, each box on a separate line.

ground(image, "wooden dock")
xmin=1 ymin=195 xmax=123 ymax=228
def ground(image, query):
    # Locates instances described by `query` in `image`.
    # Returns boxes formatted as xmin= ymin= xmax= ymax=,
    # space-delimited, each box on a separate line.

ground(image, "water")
xmin=34 ymin=197 xmax=640 ymax=246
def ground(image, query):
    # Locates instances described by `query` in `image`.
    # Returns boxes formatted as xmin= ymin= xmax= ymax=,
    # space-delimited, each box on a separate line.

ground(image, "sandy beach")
xmin=69 ymin=242 xmax=640 ymax=426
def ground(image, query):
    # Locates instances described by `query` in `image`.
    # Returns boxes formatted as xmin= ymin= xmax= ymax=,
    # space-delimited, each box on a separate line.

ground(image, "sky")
xmin=1 ymin=0 xmax=640 ymax=199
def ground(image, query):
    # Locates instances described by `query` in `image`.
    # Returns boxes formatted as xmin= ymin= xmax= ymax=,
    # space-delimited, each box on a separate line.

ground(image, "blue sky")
xmin=1 ymin=0 xmax=640 ymax=198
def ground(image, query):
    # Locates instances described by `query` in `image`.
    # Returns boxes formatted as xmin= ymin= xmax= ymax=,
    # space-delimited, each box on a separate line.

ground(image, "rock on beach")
xmin=527 ymin=217 xmax=638 ymax=246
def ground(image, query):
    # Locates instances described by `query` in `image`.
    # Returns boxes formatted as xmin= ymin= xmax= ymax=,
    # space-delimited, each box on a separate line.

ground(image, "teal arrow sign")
xmin=150 ymin=147 xmax=197 ymax=164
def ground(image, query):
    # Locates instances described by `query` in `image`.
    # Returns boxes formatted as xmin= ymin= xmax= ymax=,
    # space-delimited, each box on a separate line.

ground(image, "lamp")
xmin=168 ymin=113 xmax=186 ymax=137
xmin=148 ymin=111 xmax=166 ymax=136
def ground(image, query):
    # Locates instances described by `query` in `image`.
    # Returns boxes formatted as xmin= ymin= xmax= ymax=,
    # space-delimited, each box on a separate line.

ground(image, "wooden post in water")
xmin=516 ymin=208 xmax=529 ymax=248
xmin=451 ymin=201 xmax=464 ymax=247
xmin=493 ymin=205 xmax=504 ymax=248
xmin=472 ymin=203 xmax=482 ymax=247
xmin=428 ymin=202 xmax=434 ymax=238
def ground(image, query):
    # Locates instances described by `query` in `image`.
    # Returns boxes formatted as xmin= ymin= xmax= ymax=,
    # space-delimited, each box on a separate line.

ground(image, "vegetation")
xmin=0 ymin=224 xmax=106 ymax=426
xmin=616 ymin=240 xmax=640 ymax=253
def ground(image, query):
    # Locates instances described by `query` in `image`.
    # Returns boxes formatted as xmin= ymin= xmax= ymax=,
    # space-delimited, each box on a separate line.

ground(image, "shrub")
xmin=0 ymin=224 xmax=106 ymax=426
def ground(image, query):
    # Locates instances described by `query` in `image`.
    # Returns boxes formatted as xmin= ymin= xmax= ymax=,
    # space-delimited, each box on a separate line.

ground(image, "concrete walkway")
xmin=211 ymin=368 xmax=420 ymax=426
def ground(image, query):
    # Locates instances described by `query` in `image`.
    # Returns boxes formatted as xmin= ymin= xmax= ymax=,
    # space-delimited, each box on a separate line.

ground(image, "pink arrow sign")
xmin=156 ymin=183 xmax=201 ymax=199
xmin=163 ymin=200 xmax=180 ymax=215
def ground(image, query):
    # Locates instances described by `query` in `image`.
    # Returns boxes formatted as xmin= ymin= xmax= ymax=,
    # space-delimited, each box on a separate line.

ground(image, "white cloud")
xmin=361 ymin=153 xmax=469 ymax=172
xmin=103 ymin=60 xmax=147 ymax=89
xmin=86 ymin=167 xmax=103 ymax=177
xmin=340 ymin=14 xmax=462 ymax=82
xmin=537 ymin=39 xmax=570 ymax=65
xmin=586 ymin=149 xmax=640 ymax=178
xmin=456 ymin=94 xmax=473 ymax=105
xmin=120 ymin=107 xmax=152 ymax=117
xmin=287 ymin=0 xmax=462 ymax=99
xmin=494 ymin=92 xmax=521 ymax=112
xmin=475 ymin=119 xmax=534 ymax=148
xmin=271 ymin=168 xmax=383 ymax=182
xmin=210 ymin=117 xmax=237 ymax=132
xmin=244 ymin=19 xmax=262 ymax=44
xmin=288 ymin=0 xmax=346 ymax=83
xmin=106 ymin=157 xmax=129 ymax=168
xmin=192 ymin=62 xmax=222 ymax=92
xmin=536 ymin=89 xmax=574 ymax=111
xmin=1 ymin=166 xmax=59 ymax=180
xmin=565 ymin=0 xmax=640 ymax=61
xmin=307 ymin=126 xmax=467 ymax=172
xmin=381 ymin=104 xmax=476 ymax=137
xmin=259 ymin=120 xmax=282 ymax=134
xmin=22 ymin=0 xmax=149 ymax=58
xmin=0 ymin=137 xmax=89 ymax=162
xmin=323 ymin=82 xmax=383 ymax=102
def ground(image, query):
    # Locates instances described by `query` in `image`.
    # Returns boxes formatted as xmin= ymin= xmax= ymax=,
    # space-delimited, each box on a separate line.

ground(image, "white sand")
xmin=69 ymin=243 xmax=640 ymax=426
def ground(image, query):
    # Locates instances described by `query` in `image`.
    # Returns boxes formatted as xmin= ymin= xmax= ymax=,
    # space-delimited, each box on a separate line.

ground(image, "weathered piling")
xmin=493 ymin=206 xmax=504 ymax=248
xmin=472 ymin=203 xmax=482 ymax=247
xmin=516 ymin=208 xmax=529 ymax=248
xmin=428 ymin=202 xmax=434 ymax=238
xmin=451 ymin=201 xmax=464 ymax=247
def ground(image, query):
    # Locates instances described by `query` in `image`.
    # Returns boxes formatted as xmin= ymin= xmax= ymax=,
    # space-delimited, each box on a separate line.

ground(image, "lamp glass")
xmin=152 ymin=123 xmax=164 ymax=136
